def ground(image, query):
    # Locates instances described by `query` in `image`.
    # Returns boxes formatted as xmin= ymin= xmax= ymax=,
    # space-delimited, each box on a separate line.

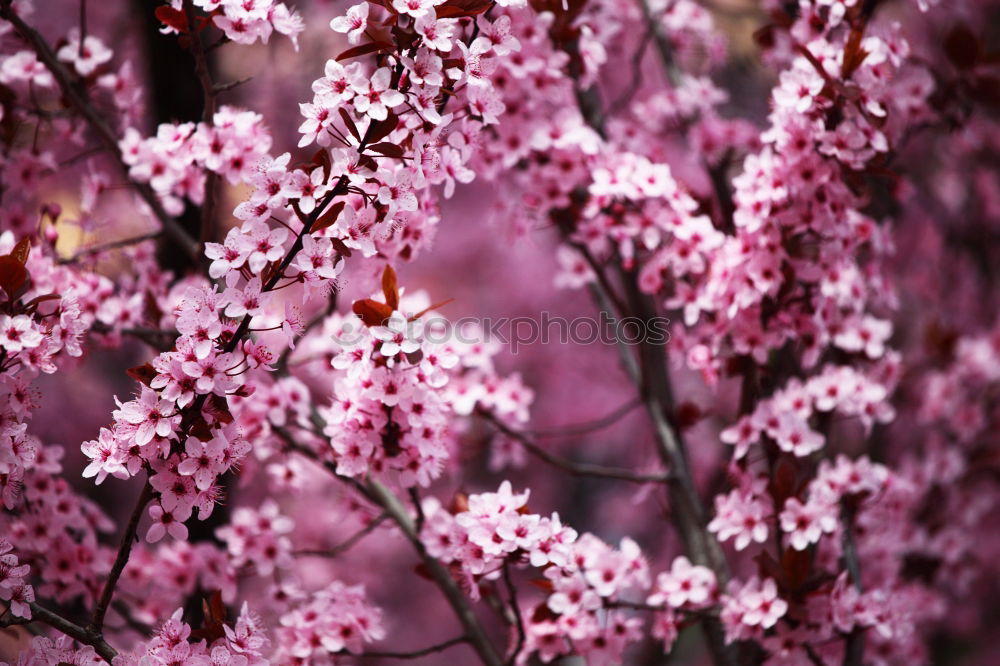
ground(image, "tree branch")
xmin=502 ymin=563 xmax=525 ymax=665
xmin=364 ymin=479 xmax=505 ymax=666
xmin=89 ymin=481 xmax=153 ymax=636
xmin=183 ymin=0 xmax=219 ymax=244
xmin=0 ymin=602 xmax=117 ymax=663
xmin=840 ymin=502 xmax=865 ymax=666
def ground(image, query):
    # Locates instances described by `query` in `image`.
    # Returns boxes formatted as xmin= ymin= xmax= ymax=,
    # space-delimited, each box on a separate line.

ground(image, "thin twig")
xmin=59 ymin=231 xmax=162 ymax=264
xmin=294 ymin=513 xmax=388 ymax=558
xmin=88 ymin=481 xmax=153 ymax=635
xmin=502 ymin=563 xmax=525 ymax=665
xmin=213 ymin=76 xmax=252 ymax=94
xmin=526 ymin=397 xmax=641 ymax=438
xmin=355 ymin=634 xmax=469 ymax=659
xmin=480 ymin=409 xmax=669 ymax=484
xmin=840 ymin=502 xmax=865 ymax=666
xmin=78 ymin=0 xmax=86 ymax=57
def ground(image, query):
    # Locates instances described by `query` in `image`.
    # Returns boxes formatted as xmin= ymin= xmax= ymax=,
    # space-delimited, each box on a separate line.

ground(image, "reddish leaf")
xmin=529 ymin=579 xmax=556 ymax=594
xmin=754 ymin=550 xmax=784 ymax=586
xmin=10 ymin=238 xmax=30 ymax=265
xmin=0 ymin=256 xmax=28 ymax=299
xmin=189 ymin=417 xmax=214 ymax=442
xmin=368 ymin=141 xmax=404 ymax=158
xmin=336 ymin=40 xmax=393 ymax=62
xmin=313 ymin=201 xmax=347 ymax=232
xmin=127 ymin=363 xmax=158 ymax=387
xmin=448 ymin=491 xmax=469 ymax=514
xmin=381 ymin=264 xmax=399 ymax=310
xmin=435 ymin=0 xmax=492 ymax=19
xmin=154 ymin=6 xmax=189 ymax=33
xmin=338 ymin=107 xmax=361 ymax=142
xmin=781 ymin=547 xmax=812 ymax=593
xmin=944 ymin=24 xmax=981 ymax=70
xmin=330 ymin=237 xmax=353 ymax=258
xmin=143 ymin=290 xmax=163 ymax=326
xmin=190 ymin=590 xmax=227 ymax=642
xmin=209 ymin=394 xmax=234 ymax=424
xmin=352 ymin=298 xmax=393 ymax=327
xmin=768 ymin=455 xmax=799 ymax=506
xmin=311 ymin=148 xmax=332 ymax=181
xmin=365 ymin=112 xmax=399 ymax=145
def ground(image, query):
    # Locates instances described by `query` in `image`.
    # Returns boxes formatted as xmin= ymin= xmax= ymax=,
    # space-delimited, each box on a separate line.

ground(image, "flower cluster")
xmin=0 ymin=538 xmax=32 ymax=619
xmin=158 ymin=0 xmax=304 ymax=49
xmin=112 ymin=603 xmax=270 ymax=665
xmin=274 ymin=581 xmax=385 ymax=662
xmin=121 ymin=108 xmax=274 ymax=216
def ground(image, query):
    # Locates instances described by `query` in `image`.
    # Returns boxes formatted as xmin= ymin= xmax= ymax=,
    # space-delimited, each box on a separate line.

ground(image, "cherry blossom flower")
xmin=329 ymin=2 xmax=369 ymax=44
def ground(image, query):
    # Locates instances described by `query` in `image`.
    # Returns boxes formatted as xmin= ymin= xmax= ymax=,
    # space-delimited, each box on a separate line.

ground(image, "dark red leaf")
xmin=209 ymin=394 xmax=234 ymax=424
xmin=0 ymin=256 xmax=28 ymax=299
xmin=154 ymin=6 xmax=189 ymax=33
xmin=10 ymin=238 xmax=30 ymax=265
xmin=330 ymin=237 xmax=353 ymax=258
xmin=352 ymin=298 xmax=393 ymax=327
xmin=127 ymin=363 xmax=158 ymax=387
xmin=435 ymin=0 xmax=492 ymax=19
xmin=365 ymin=111 xmax=399 ymax=144
xmin=312 ymin=148 xmax=332 ymax=181
xmin=381 ymin=264 xmax=399 ymax=310
xmin=368 ymin=142 xmax=404 ymax=158
xmin=336 ymin=40 xmax=393 ymax=62
xmin=314 ymin=201 xmax=347 ymax=233
xmin=338 ymin=107 xmax=361 ymax=142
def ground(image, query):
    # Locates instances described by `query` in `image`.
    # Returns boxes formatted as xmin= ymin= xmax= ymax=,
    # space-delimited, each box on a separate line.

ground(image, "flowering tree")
xmin=0 ymin=0 xmax=998 ymax=663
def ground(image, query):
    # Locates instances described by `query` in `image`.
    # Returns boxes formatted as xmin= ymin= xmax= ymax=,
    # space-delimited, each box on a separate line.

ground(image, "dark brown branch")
xmin=840 ymin=503 xmax=865 ymax=666
xmin=502 ymin=563 xmax=525 ymax=665
xmin=88 ymin=481 xmax=153 ymax=636
xmin=183 ymin=0 xmax=219 ymax=244
xmin=0 ymin=602 xmax=117 ymax=662
xmin=0 ymin=2 xmax=201 ymax=262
